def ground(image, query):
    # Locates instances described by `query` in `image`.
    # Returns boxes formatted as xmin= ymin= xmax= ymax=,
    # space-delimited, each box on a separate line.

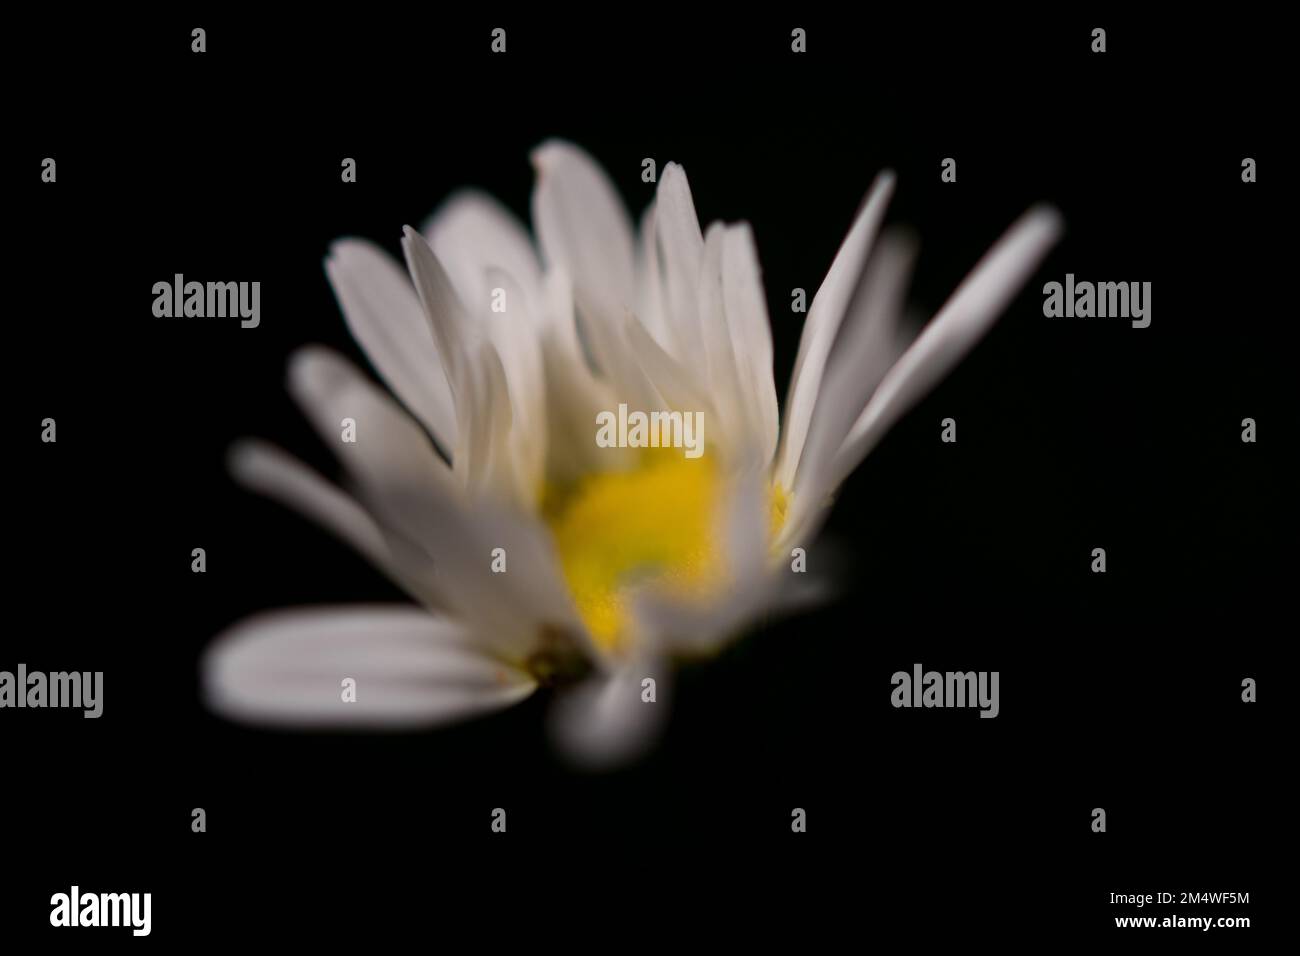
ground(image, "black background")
xmin=7 ymin=10 xmax=1287 ymax=946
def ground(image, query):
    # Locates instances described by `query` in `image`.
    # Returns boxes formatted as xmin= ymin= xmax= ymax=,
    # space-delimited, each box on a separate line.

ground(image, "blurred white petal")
xmin=227 ymin=439 xmax=442 ymax=610
xmin=621 ymin=312 xmax=715 ymax=417
xmin=203 ymin=606 xmax=536 ymax=728
xmin=571 ymin=283 xmax=663 ymax=411
xmin=776 ymin=171 xmax=895 ymax=490
xmin=285 ymin=346 xmax=579 ymax=656
xmin=326 ymin=240 xmax=458 ymax=450
xmin=831 ymin=205 xmax=1064 ymax=489
xmin=696 ymin=223 xmax=748 ymax=459
xmin=722 ymin=223 xmax=780 ymax=469
xmin=422 ymin=190 xmax=544 ymax=318
xmin=453 ymin=337 xmax=525 ymax=504
xmin=531 ymin=140 xmax=637 ymax=334
xmin=484 ymin=267 xmax=546 ymax=497
xmin=400 ymin=224 xmax=475 ymax=403
xmin=419 ymin=206 xmax=548 ymax=496
xmin=401 ymin=229 xmax=521 ymax=502
xmin=652 ymin=163 xmax=707 ymax=380
xmin=550 ymin=656 xmax=671 ymax=770
xmin=634 ymin=201 xmax=676 ymax=353
xmin=786 ymin=231 xmax=916 ymax=538
xmin=287 ymin=345 xmax=452 ymax=496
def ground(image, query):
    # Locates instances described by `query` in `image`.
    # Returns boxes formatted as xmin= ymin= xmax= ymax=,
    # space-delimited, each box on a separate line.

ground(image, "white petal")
xmin=227 ymin=439 xmax=441 ymax=610
xmin=635 ymin=563 xmax=836 ymax=658
xmin=549 ymin=656 xmax=671 ymax=770
xmin=203 ymin=606 xmax=536 ymax=728
xmin=286 ymin=346 xmax=577 ymax=654
xmin=634 ymin=201 xmax=676 ymax=353
xmin=571 ymin=285 xmax=663 ymax=412
xmin=693 ymin=223 xmax=747 ymax=457
xmin=776 ymin=172 xmax=896 ymax=490
xmin=379 ymin=472 xmax=589 ymax=659
xmin=485 ymin=267 xmax=546 ymax=498
xmin=722 ymin=224 xmax=780 ymax=468
xmin=622 ymin=314 xmax=714 ymax=416
xmin=786 ymin=231 xmax=916 ymax=532
xmin=325 ymin=240 xmax=458 ymax=451
xmin=228 ymin=439 xmax=389 ymax=567
xmin=287 ymin=345 xmax=451 ymax=499
xmin=830 ymin=205 xmax=1064 ymax=489
xmin=455 ymin=337 xmax=529 ymax=506
xmin=401 ymin=225 xmax=476 ymax=392
xmin=653 ymin=163 xmax=707 ymax=381
xmin=539 ymin=313 xmax=638 ymax=484
xmin=402 ymin=228 xmax=528 ymax=503
xmin=531 ymin=140 xmax=636 ymax=334
xmin=527 ymin=266 xmax=636 ymax=484
xmin=724 ymin=463 xmax=770 ymax=586
xmin=422 ymin=190 xmax=543 ymax=318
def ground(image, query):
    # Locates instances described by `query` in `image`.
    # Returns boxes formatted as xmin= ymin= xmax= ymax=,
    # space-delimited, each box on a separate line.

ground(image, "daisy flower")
xmin=203 ymin=141 xmax=1061 ymax=767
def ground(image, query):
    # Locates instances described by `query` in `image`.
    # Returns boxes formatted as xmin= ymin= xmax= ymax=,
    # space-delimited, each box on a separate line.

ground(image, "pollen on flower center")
xmin=543 ymin=451 xmax=787 ymax=652
xmin=542 ymin=450 xmax=723 ymax=651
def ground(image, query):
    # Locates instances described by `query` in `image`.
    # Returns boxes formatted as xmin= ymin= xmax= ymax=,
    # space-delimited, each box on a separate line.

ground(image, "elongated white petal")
xmin=695 ymin=223 xmax=747 ymax=456
xmin=787 ymin=232 xmax=916 ymax=530
xmin=721 ymin=224 xmax=780 ymax=468
xmin=831 ymin=205 xmax=1064 ymax=488
xmin=549 ymin=655 xmax=671 ymax=770
xmin=637 ymin=567 xmax=834 ymax=658
xmin=403 ymin=227 xmax=526 ymax=501
xmin=622 ymin=314 xmax=715 ymax=417
xmin=634 ymin=201 xmax=676 ymax=353
xmin=401 ymin=225 xmax=477 ymax=400
xmin=571 ymin=285 xmax=663 ymax=412
xmin=539 ymin=309 xmax=637 ymax=484
xmin=405 ymin=218 xmax=544 ymax=503
xmin=653 ymin=163 xmax=707 ymax=381
xmin=776 ymin=172 xmax=896 ymax=490
xmin=325 ymin=240 xmax=458 ymax=451
xmin=228 ymin=438 xmax=389 ymax=568
xmin=380 ymin=473 xmax=590 ymax=660
xmin=455 ymin=337 xmax=527 ymax=505
xmin=286 ymin=346 xmax=576 ymax=654
xmin=722 ymin=463 xmax=768 ymax=586
xmin=227 ymin=439 xmax=442 ymax=610
xmin=422 ymin=190 xmax=543 ymax=319
xmin=484 ymin=267 xmax=546 ymax=498
xmin=531 ymin=140 xmax=636 ymax=335
xmin=287 ymin=345 xmax=452 ymax=498
xmin=203 ymin=606 xmax=536 ymax=727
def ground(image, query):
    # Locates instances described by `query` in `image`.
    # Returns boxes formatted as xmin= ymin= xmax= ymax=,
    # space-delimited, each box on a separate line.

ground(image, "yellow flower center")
xmin=543 ymin=450 xmax=787 ymax=652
